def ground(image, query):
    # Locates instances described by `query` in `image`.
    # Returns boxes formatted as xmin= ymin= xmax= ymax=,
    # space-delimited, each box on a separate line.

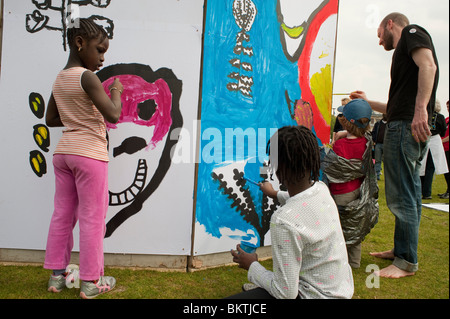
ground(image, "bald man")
xmin=351 ymin=12 xmax=439 ymax=278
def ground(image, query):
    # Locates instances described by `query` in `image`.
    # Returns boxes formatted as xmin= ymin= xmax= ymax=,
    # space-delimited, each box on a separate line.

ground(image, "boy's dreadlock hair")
xmin=267 ymin=126 xmax=320 ymax=185
xmin=67 ymin=18 xmax=108 ymax=49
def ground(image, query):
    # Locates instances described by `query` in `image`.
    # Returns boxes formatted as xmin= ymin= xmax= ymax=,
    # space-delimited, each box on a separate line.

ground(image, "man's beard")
xmin=383 ymin=28 xmax=395 ymax=51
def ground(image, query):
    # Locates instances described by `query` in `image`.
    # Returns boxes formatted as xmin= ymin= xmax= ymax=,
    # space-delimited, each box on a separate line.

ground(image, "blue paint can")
xmin=240 ymin=241 xmax=257 ymax=254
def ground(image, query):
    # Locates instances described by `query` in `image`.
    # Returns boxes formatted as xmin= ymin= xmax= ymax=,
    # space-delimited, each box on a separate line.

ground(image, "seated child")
xmin=322 ymin=99 xmax=379 ymax=268
xmin=229 ymin=126 xmax=354 ymax=299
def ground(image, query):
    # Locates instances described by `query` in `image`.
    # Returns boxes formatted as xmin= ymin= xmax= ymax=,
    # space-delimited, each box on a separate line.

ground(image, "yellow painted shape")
xmin=31 ymin=157 xmax=40 ymax=173
xmin=35 ymin=134 xmax=43 ymax=145
xmin=310 ymin=64 xmax=332 ymax=125
xmin=37 ymin=126 xmax=48 ymax=139
xmin=319 ymin=52 xmax=329 ymax=59
xmin=281 ymin=23 xmax=304 ymax=39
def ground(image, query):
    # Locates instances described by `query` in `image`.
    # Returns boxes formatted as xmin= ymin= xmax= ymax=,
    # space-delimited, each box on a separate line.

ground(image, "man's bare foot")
xmin=375 ymin=264 xmax=415 ymax=278
xmin=369 ymin=249 xmax=394 ymax=260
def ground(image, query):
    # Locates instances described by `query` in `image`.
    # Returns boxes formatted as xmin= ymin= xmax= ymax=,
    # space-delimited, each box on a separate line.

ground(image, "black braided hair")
xmin=67 ymin=18 xmax=108 ymax=50
xmin=267 ymin=126 xmax=320 ymax=185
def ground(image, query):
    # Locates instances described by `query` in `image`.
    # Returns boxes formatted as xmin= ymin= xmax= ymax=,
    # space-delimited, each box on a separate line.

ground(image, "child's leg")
xmin=44 ymin=155 xmax=79 ymax=272
xmin=346 ymin=243 xmax=362 ymax=268
xmin=332 ymin=189 xmax=362 ymax=268
xmin=67 ymin=155 xmax=109 ymax=281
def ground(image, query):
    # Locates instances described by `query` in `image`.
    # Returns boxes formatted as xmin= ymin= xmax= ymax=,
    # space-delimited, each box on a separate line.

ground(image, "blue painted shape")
xmin=195 ymin=0 xmax=301 ymax=247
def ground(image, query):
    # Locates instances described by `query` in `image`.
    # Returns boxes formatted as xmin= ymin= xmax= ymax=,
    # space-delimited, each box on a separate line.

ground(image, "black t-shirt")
xmin=333 ymin=114 xmax=344 ymax=132
xmin=387 ymin=24 xmax=439 ymax=124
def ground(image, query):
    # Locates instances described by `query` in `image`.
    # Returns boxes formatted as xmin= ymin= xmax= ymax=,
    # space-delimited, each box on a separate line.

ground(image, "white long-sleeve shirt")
xmin=248 ymin=182 xmax=354 ymax=299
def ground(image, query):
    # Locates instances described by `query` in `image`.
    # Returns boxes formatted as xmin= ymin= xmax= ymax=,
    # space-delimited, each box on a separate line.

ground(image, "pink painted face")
xmin=97 ymin=63 xmax=183 ymax=238
xmin=102 ymin=74 xmax=172 ymax=149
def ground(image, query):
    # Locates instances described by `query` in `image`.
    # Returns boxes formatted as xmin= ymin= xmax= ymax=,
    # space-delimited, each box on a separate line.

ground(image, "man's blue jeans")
xmin=383 ymin=121 xmax=429 ymax=272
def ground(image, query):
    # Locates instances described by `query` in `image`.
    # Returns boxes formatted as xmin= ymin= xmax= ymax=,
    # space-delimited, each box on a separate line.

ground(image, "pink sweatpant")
xmin=44 ymin=154 xmax=108 ymax=281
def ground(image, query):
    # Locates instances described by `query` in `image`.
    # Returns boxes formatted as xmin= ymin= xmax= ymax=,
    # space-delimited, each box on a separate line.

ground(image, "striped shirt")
xmin=53 ymin=67 xmax=109 ymax=162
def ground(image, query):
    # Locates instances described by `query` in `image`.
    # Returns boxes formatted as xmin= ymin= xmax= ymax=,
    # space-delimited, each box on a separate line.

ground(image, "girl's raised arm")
xmin=81 ymin=70 xmax=123 ymax=124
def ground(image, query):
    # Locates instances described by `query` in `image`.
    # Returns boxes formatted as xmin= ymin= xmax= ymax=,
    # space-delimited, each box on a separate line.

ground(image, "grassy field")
xmin=0 ymin=175 xmax=448 ymax=300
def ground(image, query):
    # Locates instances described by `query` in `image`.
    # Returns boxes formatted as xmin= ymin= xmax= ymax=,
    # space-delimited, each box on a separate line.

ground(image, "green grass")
xmin=0 ymin=175 xmax=448 ymax=299
xmin=351 ymin=173 xmax=449 ymax=299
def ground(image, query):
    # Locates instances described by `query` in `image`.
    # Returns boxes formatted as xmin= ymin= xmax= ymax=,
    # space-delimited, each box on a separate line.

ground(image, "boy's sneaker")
xmin=242 ymin=283 xmax=258 ymax=291
xmin=80 ymin=276 xmax=116 ymax=299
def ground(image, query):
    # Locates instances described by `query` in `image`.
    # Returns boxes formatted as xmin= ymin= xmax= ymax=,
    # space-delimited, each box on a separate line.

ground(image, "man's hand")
xmin=411 ymin=106 xmax=431 ymax=142
xmin=350 ymin=90 xmax=367 ymax=100
xmin=350 ymin=90 xmax=387 ymax=114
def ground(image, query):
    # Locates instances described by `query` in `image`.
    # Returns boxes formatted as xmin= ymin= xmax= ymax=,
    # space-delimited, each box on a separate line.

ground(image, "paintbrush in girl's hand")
xmin=243 ymin=176 xmax=261 ymax=187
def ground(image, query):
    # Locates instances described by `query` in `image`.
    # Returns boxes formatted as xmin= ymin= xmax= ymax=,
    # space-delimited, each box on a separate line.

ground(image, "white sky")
xmin=332 ymin=0 xmax=450 ymax=117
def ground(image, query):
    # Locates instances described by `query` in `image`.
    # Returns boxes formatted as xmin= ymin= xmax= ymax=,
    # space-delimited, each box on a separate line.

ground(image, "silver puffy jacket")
xmin=320 ymin=135 xmax=379 ymax=246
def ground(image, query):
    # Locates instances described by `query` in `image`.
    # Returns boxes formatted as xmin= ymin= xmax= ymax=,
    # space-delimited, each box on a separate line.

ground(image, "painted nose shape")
xmin=113 ymin=136 xmax=148 ymax=157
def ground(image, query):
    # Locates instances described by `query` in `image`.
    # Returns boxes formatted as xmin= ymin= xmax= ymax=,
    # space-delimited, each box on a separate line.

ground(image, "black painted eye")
xmin=137 ymin=99 xmax=157 ymax=121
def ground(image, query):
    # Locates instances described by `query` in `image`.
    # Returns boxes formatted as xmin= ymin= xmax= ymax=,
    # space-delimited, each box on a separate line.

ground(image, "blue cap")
xmin=340 ymin=99 xmax=372 ymax=128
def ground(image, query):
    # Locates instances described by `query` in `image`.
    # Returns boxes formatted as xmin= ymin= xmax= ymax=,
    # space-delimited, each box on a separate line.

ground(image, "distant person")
xmin=322 ymin=99 xmax=379 ymax=269
xmin=372 ymin=114 xmax=387 ymax=180
xmin=44 ymin=18 xmax=122 ymax=299
xmin=228 ymin=126 xmax=354 ymax=299
xmin=439 ymin=100 xmax=449 ymax=199
xmin=420 ymin=101 xmax=448 ymax=199
xmin=350 ymin=12 xmax=439 ymax=278
xmin=332 ymin=98 xmax=350 ymax=144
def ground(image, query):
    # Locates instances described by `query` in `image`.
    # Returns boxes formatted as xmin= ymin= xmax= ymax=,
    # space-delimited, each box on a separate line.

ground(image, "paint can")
xmin=240 ymin=241 xmax=257 ymax=254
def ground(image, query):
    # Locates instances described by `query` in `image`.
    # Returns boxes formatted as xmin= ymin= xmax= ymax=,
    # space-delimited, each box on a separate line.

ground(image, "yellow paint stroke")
xmin=310 ymin=64 xmax=332 ymax=125
xmin=32 ymin=97 xmax=42 ymax=112
xmin=281 ymin=23 xmax=304 ymax=39
xmin=35 ymin=134 xmax=43 ymax=146
xmin=32 ymin=157 xmax=40 ymax=173
xmin=37 ymin=126 xmax=48 ymax=139
xmin=319 ymin=51 xmax=329 ymax=59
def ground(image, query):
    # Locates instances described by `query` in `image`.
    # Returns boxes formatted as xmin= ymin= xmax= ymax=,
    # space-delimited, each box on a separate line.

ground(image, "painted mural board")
xmin=0 ymin=0 xmax=339 ymax=259
xmin=0 ymin=0 xmax=203 ymax=255
xmin=193 ymin=0 xmax=339 ymax=255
